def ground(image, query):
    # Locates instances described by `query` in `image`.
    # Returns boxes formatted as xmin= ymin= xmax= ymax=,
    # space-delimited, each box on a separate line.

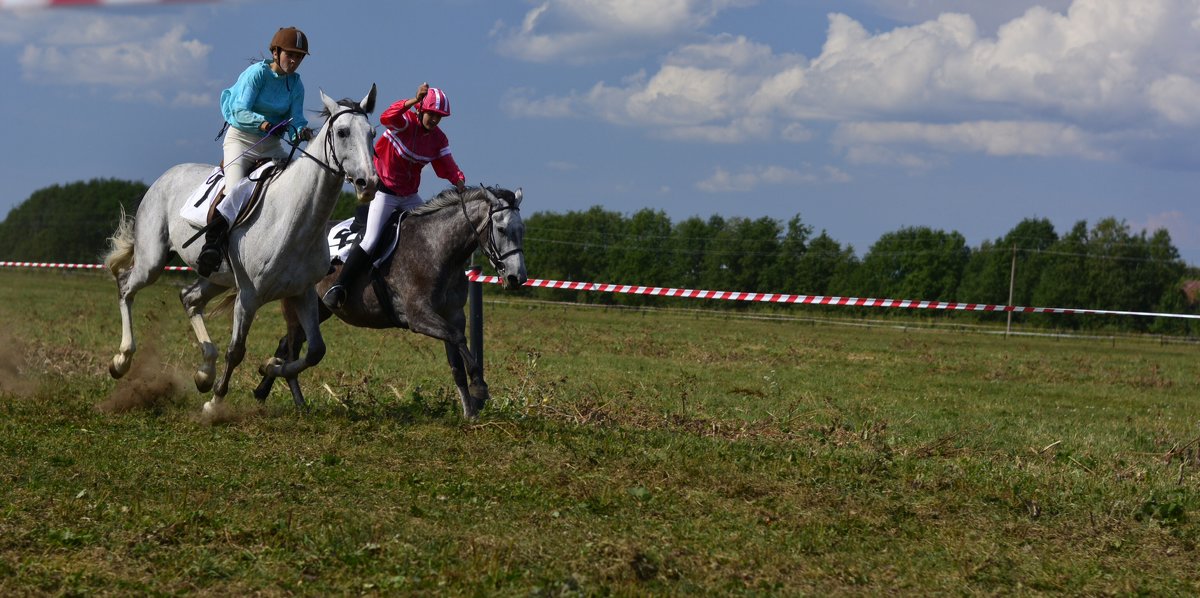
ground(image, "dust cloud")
xmin=0 ymin=332 xmax=36 ymax=396
xmin=97 ymin=340 xmax=188 ymax=414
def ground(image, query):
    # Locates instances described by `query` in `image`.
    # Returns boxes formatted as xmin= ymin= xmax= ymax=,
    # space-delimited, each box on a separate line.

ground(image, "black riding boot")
xmin=323 ymin=245 xmax=370 ymax=309
xmin=197 ymin=214 xmax=229 ymax=277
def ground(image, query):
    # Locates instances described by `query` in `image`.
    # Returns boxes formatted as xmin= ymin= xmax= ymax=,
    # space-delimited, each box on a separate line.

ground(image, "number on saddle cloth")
xmin=326 ymin=206 xmax=407 ymax=267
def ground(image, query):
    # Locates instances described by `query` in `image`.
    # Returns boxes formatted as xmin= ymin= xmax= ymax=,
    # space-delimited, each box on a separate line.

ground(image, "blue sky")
xmin=2 ymin=0 xmax=1200 ymax=266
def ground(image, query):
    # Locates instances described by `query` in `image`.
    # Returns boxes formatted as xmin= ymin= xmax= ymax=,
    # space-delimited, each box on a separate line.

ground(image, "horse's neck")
xmin=265 ymin=136 xmax=342 ymax=225
xmin=414 ymin=199 xmax=485 ymax=265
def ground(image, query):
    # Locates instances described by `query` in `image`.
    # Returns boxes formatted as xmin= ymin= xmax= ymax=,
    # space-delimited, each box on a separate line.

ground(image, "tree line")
xmin=1 ymin=179 xmax=1197 ymax=333
xmin=0 ymin=179 xmax=360 ymax=266
xmin=521 ymin=207 xmax=1200 ymax=333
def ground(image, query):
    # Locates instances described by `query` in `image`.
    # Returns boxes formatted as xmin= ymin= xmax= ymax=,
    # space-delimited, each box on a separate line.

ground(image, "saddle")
xmin=325 ymin=206 xmax=409 ymax=327
xmin=181 ymin=159 xmax=280 ymax=230
xmin=327 ymin=205 xmax=408 ymax=268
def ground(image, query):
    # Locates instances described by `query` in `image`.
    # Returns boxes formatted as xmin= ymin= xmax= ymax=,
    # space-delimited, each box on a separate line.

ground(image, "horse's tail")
xmin=208 ymin=290 xmax=237 ymax=317
xmin=103 ymin=206 xmax=136 ymax=278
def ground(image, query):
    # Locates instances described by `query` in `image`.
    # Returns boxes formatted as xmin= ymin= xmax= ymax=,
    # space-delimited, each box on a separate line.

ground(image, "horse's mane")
xmin=408 ymin=186 xmax=511 ymax=216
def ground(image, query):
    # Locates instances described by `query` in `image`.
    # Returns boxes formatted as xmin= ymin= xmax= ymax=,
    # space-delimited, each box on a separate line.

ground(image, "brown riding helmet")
xmin=270 ymin=27 xmax=310 ymax=56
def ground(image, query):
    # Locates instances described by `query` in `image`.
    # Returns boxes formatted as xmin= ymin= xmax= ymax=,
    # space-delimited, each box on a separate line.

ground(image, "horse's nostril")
xmin=355 ymin=179 xmax=367 ymax=188
xmin=506 ymin=274 xmax=520 ymax=288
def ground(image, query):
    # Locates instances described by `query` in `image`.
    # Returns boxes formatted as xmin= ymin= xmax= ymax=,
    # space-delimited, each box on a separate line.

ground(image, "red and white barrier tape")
xmin=0 ymin=261 xmax=191 ymax=271
xmin=465 ymin=271 xmax=1200 ymax=321
xmin=3 ymin=260 xmax=1197 ymax=320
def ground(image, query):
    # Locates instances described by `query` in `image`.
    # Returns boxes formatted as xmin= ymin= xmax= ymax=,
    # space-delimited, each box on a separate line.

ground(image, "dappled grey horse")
xmin=253 ymin=185 xmax=527 ymax=418
xmin=104 ymin=86 xmax=379 ymax=414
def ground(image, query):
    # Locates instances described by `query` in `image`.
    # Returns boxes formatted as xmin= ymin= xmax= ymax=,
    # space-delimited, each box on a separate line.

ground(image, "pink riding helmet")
xmin=419 ymin=87 xmax=451 ymax=117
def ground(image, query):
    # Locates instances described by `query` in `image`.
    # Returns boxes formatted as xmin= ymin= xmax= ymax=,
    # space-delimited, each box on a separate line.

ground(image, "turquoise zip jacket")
xmin=220 ymin=60 xmax=308 ymax=141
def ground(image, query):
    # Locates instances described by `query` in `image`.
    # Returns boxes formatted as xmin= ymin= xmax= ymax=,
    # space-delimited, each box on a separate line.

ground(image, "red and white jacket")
xmin=374 ymin=100 xmax=464 ymax=196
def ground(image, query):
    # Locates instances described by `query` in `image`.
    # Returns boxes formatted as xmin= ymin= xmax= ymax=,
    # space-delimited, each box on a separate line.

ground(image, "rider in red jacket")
xmin=322 ymin=83 xmax=466 ymax=309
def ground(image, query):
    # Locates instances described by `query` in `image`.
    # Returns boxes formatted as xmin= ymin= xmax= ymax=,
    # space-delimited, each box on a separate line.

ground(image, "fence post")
xmin=468 ymin=266 xmax=484 ymax=371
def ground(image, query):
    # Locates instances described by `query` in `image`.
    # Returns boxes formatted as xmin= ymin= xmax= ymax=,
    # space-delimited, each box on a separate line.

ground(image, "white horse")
xmin=104 ymin=85 xmax=379 ymax=413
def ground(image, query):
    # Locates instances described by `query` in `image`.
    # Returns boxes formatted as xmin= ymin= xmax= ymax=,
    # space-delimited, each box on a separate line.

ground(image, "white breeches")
xmin=360 ymin=190 xmax=424 ymax=254
xmin=217 ymin=126 xmax=289 ymax=221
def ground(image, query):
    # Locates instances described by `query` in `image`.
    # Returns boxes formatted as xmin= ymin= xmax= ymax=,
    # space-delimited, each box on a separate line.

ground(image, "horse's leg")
xmin=265 ymin=289 xmax=326 ymax=407
xmin=180 ymin=278 xmax=230 ymax=393
xmin=253 ymin=332 xmax=294 ymax=401
xmin=253 ymin=298 xmax=304 ymax=402
xmin=203 ymin=291 xmax=258 ymax=414
xmin=109 ymin=221 xmax=170 ymax=379
xmin=254 ymin=296 xmax=333 ymax=404
xmin=407 ymin=305 xmax=487 ymax=418
xmin=443 ymin=340 xmax=473 ymax=414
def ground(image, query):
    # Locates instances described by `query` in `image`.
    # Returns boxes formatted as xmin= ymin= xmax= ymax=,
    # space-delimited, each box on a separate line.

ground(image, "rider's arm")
xmin=285 ymin=77 xmax=308 ymax=141
xmin=379 ymin=85 xmax=428 ymax=130
xmin=380 ymin=98 xmax=417 ymax=130
xmin=221 ymin=63 xmax=271 ymax=133
xmin=431 ymin=151 xmax=465 ymax=190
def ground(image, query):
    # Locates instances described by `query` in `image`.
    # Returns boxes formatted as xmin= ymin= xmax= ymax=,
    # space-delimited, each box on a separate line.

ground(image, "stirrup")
xmin=322 ymin=284 xmax=348 ymax=309
xmin=197 ymin=245 xmax=223 ymax=277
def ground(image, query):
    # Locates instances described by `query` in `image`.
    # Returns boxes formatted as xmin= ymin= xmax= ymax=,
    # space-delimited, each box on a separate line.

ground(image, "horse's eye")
xmin=337 ymin=128 xmax=349 ymax=138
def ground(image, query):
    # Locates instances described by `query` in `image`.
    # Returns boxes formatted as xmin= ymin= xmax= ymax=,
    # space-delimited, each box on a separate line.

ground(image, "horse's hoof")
xmin=257 ymin=357 xmax=283 ymax=377
xmin=109 ymin=356 xmax=129 ymax=379
xmin=202 ymin=399 xmax=219 ymax=415
xmin=194 ymin=369 xmax=214 ymax=393
xmin=462 ymin=404 xmax=481 ymax=420
xmin=464 ymin=385 xmax=488 ymax=419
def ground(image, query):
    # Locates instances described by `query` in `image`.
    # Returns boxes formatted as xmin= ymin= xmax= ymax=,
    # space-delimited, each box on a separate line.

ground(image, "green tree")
xmin=856 ymin=226 xmax=970 ymax=302
xmin=958 ymin=218 xmax=1058 ymax=321
xmin=607 ymin=208 xmax=673 ymax=305
xmin=0 ymin=179 xmax=148 ymax=263
xmin=700 ymin=216 xmax=781 ymax=294
xmin=523 ymin=206 xmax=626 ymax=303
xmin=670 ymin=216 xmax=720 ymax=290
xmin=762 ymin=215 xmax=812 ymax=293
xmin=1030 ymin=219 xmax=1185 ymax=331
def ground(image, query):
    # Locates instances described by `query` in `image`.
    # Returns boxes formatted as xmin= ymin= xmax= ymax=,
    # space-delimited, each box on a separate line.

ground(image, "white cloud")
xmin=513 ymin=0 xmax=1200 ymax=169
xmin=21 ymin=24 xmax=210 ymax=86
xmin=493 ymin=0 xmax=756 ymax=63
xmin=834 ymin=120 xmax=1112 ymax=160
xmin=1148 ymin=75 xmax=1200 ymax=126
xmin=697 ymin=164 xmax=851 ymax=192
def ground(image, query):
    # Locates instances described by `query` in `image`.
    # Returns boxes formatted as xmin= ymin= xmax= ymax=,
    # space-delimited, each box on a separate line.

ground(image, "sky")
xmin=2 ymin=0 xmax=1200 ymax=266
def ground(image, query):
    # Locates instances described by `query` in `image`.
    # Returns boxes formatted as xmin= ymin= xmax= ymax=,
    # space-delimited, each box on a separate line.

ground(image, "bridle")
xmin=286 ymin=105 xmax=368 ymax=178
xmin=459 ymin=189 xmax=523 ymax=274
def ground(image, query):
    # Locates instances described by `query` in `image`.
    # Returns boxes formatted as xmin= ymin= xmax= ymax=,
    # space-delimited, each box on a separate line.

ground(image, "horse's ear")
xmin=320 ymin=88 xmax=338 ymax=115
xmin=513 ymin=188 xmax=523 ymax=207
xmin=361 ymin=83 xmax=377 ymax=114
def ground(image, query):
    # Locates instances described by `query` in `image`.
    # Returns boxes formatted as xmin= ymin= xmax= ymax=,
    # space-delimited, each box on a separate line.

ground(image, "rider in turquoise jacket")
xmin=198 ymin=27 xmax=313 ymax=278
xmin=219 ymin=59 xmax=308 ymax=141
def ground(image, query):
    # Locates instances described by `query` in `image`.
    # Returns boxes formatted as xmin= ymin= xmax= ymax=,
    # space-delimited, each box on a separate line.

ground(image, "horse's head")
xmin=481 ymin=186 xmax=528 ymax=290
xmin=319 ymin=84 xmax=379 ymax=202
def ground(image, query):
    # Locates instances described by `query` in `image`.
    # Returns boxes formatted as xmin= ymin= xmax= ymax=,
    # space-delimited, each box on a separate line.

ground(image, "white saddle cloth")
xmin=180 ymin=163 xmax=274 ymax=228
xmin=326 ymin=214 xmax=403 ymax=268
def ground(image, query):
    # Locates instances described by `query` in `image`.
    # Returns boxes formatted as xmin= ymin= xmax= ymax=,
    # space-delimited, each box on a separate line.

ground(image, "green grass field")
xmin=1 ymin=268 xmax=1198 ymax=595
